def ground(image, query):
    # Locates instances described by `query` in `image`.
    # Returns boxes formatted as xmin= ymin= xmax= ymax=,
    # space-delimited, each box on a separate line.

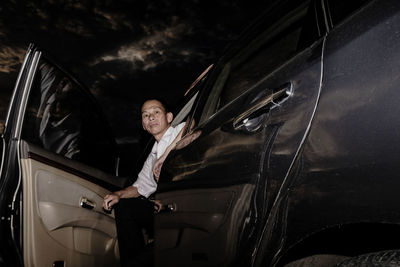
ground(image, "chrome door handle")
xmin=80 ymin=197 xmax=96 ymax=210
xmin=159 ymin=203 xmax=177 ymax=213
xmin=233 ymin=82 xmax=292 ymax=129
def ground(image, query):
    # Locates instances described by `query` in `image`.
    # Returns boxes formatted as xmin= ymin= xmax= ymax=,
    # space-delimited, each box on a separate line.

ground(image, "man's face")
xmin=141 ymin=100 xmax=173 ymax=141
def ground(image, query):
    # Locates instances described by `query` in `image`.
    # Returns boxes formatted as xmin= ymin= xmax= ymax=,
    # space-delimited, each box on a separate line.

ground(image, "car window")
xmin=172 ymin=91 xmax=198 ymax=127
xmin=171 ymin=65 xmax=211 ymax=134
xmin=21 ymin=59 xmax=117 ymax=174
xmin=199 ymin=0 xmax=320 ymax=124
xmin=326 ymin=0 xmax=371 ymax=26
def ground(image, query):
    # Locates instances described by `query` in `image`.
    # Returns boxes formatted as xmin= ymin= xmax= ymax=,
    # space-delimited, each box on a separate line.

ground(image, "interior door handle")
xmin=233 ymin=82 xmax=292 ymax=129
xmin=80 ymin=197 xmax=96 ymax=210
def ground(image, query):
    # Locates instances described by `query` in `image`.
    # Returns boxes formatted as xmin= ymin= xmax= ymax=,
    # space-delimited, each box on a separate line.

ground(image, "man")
xmin=103 ymin=99 xmax=185 ymax=267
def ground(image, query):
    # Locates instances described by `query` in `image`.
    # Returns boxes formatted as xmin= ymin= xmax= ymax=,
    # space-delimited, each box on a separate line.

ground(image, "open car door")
xmin=0 ymin=44 xmax=126 ymax=267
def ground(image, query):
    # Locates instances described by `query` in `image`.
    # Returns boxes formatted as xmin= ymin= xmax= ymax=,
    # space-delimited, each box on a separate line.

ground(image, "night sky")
xmin=0 ymin=0 xmax=271 ymax=144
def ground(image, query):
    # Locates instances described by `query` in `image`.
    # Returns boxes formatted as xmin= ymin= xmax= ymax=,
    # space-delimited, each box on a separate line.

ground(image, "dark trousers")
xmin=114 ymin=197 xmax=154 ymax=267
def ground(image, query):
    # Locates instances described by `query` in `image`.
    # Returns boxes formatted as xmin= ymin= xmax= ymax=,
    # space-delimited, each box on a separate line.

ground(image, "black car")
xmin=153 ymin=0 xmax=400 ymax=266
xmin=2 ymin=0 xmax=400 ymax=266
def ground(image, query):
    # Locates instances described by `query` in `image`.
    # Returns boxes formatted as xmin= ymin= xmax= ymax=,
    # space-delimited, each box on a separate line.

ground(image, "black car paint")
xmin=156 ymin=0 xmax=400 ymax=266
xmin=157 ymin=40 xmax=325 ymax=266
xmin=282 ymin=0 xmax=400 ymax=261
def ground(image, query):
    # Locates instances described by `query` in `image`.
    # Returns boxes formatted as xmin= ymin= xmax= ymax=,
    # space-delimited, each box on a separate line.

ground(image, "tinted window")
xmin=199 ymin=0 xmax=319 ymax=123
xmin=327 ymin=0 xmax=371 ymax=26
xmin=21 ymin=59 xmax=117 ymax=174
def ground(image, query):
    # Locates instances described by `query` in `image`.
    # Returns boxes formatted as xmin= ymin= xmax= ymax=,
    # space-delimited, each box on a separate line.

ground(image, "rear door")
xmin=154 ymin=1 xmax=326 ymax=266
xmin=0 ymin=44 xmax=126 ymax=267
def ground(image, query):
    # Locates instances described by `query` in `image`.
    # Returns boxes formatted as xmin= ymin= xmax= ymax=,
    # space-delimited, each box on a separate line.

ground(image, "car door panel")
xmin=156 ymin=184 xmax=255 ymax=267
xmin=21 ymin=142 xmax=121 ymax=266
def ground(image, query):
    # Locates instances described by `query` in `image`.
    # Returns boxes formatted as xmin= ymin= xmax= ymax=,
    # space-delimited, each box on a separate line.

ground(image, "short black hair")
xmin=142 ymin=97 xmax=171 ymax=113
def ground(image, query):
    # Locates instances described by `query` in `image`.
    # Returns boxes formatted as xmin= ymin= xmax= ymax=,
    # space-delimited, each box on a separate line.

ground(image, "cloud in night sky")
xmin=92 ymin=21 xmax=202 ymax=71
xmin=0 ymin=46 xmax=25 ymax=73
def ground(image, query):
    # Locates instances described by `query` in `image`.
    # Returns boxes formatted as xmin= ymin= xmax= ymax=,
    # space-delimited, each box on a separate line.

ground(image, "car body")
xmin=153 ymin=0 xmax=400 ymax=266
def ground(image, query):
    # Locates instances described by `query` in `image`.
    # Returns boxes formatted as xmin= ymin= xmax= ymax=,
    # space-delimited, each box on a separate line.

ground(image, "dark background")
xmin=0 ymin=0 xmax=272 ymax=145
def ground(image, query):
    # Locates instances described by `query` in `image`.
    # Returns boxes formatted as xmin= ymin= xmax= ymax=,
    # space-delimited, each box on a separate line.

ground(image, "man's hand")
xmin=102 ymin=192 xmax=121 ymax=211
xmin=102 ymin=186 xmax=141 ymax=211
xmin=151 ymin=199 xmax=163 ymax=213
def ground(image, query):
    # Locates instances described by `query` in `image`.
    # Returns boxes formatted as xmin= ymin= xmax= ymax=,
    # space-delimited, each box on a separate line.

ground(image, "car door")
xmin=0 ymin=44 xmax=127 ymax=267
xmin=154 ymin=1 xmax=327 ymax=266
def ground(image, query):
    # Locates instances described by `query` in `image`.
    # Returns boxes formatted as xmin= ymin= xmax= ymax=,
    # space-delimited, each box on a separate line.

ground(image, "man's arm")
xmin=102 ymin=185 xmax=140 ymax=211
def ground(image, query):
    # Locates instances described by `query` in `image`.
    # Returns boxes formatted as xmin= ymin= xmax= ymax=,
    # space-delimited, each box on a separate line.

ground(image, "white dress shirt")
xmin=133 ymin=122 xmax=185 ymax=198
